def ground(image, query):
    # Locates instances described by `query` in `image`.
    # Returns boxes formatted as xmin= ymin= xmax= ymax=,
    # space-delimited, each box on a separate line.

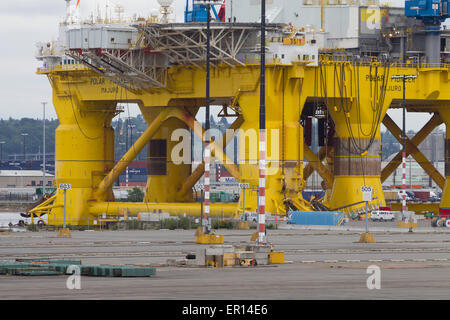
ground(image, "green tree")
xmin=127 ymin=187 xmax=144 ymax=202
xmin=0 ymin=118 xmax=58 ymax=160
xmin=381 ymin=130 xmax=401 ymax=161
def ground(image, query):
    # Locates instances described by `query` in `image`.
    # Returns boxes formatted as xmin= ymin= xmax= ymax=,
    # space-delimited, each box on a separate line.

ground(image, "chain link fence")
xmin=25 ymin=215 xmax=279 ymax=232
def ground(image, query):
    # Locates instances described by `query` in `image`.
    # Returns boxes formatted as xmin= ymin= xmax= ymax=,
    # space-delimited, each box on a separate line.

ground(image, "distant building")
xmin=0 ymin=159 xmax=55 ymax=174
xmin=382 ymin=128 xmax=445 ymax=190
xmin=0 ymin=170 xmax=54 ymax=188
xmin=8 ymin=153 xmax=55 ymax=162
xmin=382 ymin=158 xmax=445 ymax=190
xmin=413 ymin=129 xmax=445 ymax=163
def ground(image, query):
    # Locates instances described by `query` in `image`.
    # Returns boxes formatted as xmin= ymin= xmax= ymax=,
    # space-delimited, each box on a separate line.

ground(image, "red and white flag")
xmin=218 ymin=0 xmax=225 ymax=22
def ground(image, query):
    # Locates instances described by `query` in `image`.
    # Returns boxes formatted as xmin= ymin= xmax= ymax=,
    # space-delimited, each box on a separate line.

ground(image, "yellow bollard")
xmin=397 ymin=221 xmax=418 ymax=229
xmin=237 ymin=221 xmax=250 ymax=230
xmin=269 ymin=251 xmax=285 ymax=264
xmin=57 ymin=228 xmax=71 ymax=238
xmin=195 ymin=226 xmax=203 ymax=236
xmin=359 ymin=232 xmax=374 ymax=243
xmin=196 ymin=233 xmax=224 ymax=244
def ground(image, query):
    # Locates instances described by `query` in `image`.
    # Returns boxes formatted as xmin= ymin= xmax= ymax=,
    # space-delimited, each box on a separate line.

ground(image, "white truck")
xmin=370 ymin=210 xmax=395 ymax=222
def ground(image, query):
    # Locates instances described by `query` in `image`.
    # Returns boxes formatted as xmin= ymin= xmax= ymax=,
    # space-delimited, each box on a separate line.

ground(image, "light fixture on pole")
xmin=390 ymin=74 xmax=417 ymax=221
xmin=128 ymin=124 xmax=136 ymax=146
xmin=64 ymin=0 xmax=72 ymax=24
xmin=194 ymin=0 xmax=221 ymax=234
xmin=21 ymin=133 xmax=28 ymax=162
xmin=0 ymin=141 xmax=5 ymax=167
xmin=136 ymin=131 xmax=144 ymax=160
xmin=118 ymin=142 xmax=126 ymax=186
xmin=42 ymin=102 xmax=47 ymax=195
xmin=126 ymin=124 xmax=136 ymax=188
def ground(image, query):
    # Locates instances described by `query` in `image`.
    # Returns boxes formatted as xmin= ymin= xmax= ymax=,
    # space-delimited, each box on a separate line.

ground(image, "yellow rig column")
xmin=327 ymin=112 xmax=384 ymax=211
xmin=49 ymin=76 xmax=116 ymax=226
xmin=237 ymin=65 xmax=307 ymax=215
xmin=301 ymin=62 xmax=392 ymax=211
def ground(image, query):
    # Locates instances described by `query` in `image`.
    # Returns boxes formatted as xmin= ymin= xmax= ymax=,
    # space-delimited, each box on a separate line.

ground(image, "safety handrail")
xmin=37 ymin=64 xmax=89 ymax=73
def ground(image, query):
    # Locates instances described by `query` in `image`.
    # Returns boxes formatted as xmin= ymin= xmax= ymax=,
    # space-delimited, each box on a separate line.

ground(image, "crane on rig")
xmin=184 ymin=0 xmax=225 ymax=22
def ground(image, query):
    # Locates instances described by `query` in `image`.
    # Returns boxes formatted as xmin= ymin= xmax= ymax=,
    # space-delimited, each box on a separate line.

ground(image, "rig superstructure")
xmin=33 ymin=0 xmax=450 ymax=226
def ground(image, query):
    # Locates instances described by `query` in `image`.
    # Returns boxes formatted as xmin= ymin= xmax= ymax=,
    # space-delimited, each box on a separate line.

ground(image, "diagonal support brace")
xmin=304 ymin=146 xmax=333 ymax=181
xmin=303 ymin=144 xmax=334 ymax=188
xmin=382 ymin=113 xmax=445 ymax=188
xmin=178 ymin=115 xmax=244 ymax=197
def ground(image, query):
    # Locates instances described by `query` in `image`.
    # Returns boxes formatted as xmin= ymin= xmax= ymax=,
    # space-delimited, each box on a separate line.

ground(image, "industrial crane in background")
xmin=406 ymin=0 xmax=450 ymax=63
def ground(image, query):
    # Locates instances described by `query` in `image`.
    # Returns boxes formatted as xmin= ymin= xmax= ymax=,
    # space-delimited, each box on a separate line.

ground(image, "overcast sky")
xmin=0 ymin=0 xmax=186 ymax=121
xmin=0 ymin=0 xmax=441 ymax=131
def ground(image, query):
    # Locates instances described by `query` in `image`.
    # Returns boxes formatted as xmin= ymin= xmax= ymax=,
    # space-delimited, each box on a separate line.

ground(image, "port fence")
xmin=0 ymin=193 xmax=36 ymax=203
xmin=26 ymin=215 xmax=253 ymax=232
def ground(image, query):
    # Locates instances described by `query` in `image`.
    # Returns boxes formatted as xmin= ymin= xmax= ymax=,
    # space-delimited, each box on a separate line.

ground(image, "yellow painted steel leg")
xmin=312 ymin=63 xmax=393 ymax=212
xmin=49 ymin=89 xmax=116 ymax=226
xmin=327 ymin=101 xmax=386 ymax=211
xmin=236 ymin=69 xmax=306 ymax=215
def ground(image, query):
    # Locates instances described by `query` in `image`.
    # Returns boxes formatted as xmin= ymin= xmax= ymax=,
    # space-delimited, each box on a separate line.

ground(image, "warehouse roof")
xmin=0 ymin=170 xmax=54 ymax=177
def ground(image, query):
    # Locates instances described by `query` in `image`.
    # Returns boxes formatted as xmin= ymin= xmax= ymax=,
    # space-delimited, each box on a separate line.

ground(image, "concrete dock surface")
xmin=1 ymin=221 xmax=450 ymax=299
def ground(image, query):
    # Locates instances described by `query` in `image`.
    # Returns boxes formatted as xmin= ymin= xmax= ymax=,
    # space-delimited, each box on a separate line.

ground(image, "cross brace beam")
xmin=303 ymin=144 xmax=334 ymax=188
xmin=381 ymin=113 xmax=445 ymax=189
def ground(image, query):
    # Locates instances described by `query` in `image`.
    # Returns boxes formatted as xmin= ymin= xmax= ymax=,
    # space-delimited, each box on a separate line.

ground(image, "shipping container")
xmin=288 ymin=211 xmax=345 ymax=226
xmin=412 ymin=191 xmax=431 ymax=201
xmin=383 ymin=191 xmax=399 ymax=201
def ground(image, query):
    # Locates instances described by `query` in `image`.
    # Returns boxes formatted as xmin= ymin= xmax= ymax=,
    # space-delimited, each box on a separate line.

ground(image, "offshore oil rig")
xmin=33 ymin=0 xmax=450 ymax=226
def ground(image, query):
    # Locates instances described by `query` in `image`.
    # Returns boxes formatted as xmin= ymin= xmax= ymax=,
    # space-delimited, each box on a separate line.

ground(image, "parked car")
xmin=370 ymin=210 xmax=395 ymax=222
xmin=406 ymin=191 xmax=418 ymax=202
xmin=429 ymin=196 xmax=440 ymax=202
xmin=240 ymin=212 xmax=258 ymax=222
xmin=397 ymin=191 xmax=413 ymax=201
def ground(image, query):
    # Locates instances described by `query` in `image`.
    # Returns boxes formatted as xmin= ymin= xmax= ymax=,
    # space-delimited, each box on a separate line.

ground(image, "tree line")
xmin=0 ymin=116 xmax=400 ymax=161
